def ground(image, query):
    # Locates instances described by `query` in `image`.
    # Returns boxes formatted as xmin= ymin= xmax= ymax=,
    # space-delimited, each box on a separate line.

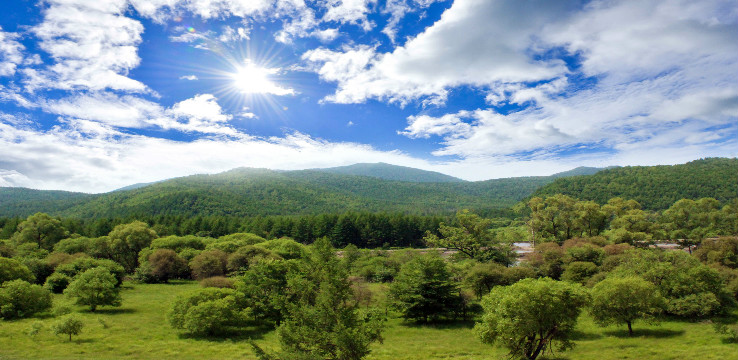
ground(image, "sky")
xmin=0 ymin=0 xmax=736 ymax=193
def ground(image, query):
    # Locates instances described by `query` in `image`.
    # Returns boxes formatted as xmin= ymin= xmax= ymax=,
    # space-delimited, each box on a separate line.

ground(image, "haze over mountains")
xmin=0 ymin=158 xmax=735 ymax=218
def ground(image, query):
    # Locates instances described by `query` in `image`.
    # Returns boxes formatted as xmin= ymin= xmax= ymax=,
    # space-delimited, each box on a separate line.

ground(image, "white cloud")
xmin=44 ymin=92 xmax=163 ymax=128
xmin=0 ymin=27 xmax=25 ymax=77
xmin=303 ymin=0 xmax=575 ymax=105
xmin=312 ymin=28 xmax=340 ymax=42
xmin=321 ymin=0 xmax=376 ymax=31
xmin=28 ymin=0 xmax=147 ymax=92
xmin=179 ymin=75 xmax=199 ymax=80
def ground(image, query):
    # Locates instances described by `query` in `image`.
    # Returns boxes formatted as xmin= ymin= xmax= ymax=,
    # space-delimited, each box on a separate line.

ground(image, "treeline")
xmin=0 ymin=212 xmax=455 ymax=249
xmin=534 ymin=158 xmax=738 ymax=210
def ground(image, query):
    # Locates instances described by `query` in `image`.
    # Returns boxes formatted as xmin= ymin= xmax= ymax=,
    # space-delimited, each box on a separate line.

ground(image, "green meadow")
xmin=1 ymin=281 xmax=735 ymax=360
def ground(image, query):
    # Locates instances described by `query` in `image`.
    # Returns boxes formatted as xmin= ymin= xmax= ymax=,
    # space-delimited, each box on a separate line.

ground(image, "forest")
xmin=1 ymin=188 xmax=737 ymax=359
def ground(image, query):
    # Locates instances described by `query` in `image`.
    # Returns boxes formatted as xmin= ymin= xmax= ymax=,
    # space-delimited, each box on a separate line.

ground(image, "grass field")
xmin=0 ymin=281 xmax=735 ymax=359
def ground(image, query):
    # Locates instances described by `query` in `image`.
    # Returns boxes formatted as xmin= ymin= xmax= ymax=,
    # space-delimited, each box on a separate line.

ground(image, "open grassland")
xmin=0 ymin=281 xmax=735 ymax=360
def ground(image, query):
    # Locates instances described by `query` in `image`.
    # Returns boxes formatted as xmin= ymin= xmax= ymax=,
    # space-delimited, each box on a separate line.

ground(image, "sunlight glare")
xmin=231 ymin=60 xmax=294 ymax=96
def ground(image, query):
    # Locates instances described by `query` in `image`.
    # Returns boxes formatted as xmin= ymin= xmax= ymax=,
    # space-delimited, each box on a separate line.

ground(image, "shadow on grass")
xmin=177 ymin=325 xmax=272 ymax=342
xmin=570 ymin=330 xmax=602 ymax=341
xmin=93 ymin=308 xmax=136 ymax=315
xmin=603 ymin=328 xmax=684 ymax=338
xmin=401 ymin=319 xmax=476 ymax=330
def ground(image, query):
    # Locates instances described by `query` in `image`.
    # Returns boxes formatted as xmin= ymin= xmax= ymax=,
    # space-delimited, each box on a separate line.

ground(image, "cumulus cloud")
xmin=179 ymin=75 xmax=199 ymax=80
xmin=322 ymin=0 xmax=376 ymax=30
xmin=27 ymin=0 xmax=147 ymax=92
xmin=303 ymin=0 xmax=576 ymax=105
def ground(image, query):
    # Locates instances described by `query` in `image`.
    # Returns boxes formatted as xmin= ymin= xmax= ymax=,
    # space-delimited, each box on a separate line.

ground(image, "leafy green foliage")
xmin=589 ymin=276 xmax=664 ymax=336
xmin=235 ymin=259 xmax=296 ymax=325
xmin=10 ymin=213 xmax=68 ymax=250
xmin=611 ymin=250 xmax=735 ymax=317
xmin=533 ymin=158 xmax=738 ymax=210
xmin=425 ymin=210 xmax=515 ymax=264
xmin=0 ymin=279 xmax=52 ymax=319
xmin=389 ymin=253 xmax=463 ymax=322
xmin=53 ymin=257 xmax=125 ymax=288
xmin=168 ymin=287 xmax=249 ymax=336
xmin=271 ymin=238 xmax=385 ymax=360
xmin=64 ymin=267 xmax=122 ymax=312
xmin=694 ymin=237 xmax=738 ymax=268
xmin=51 ymin=314 xmax=84 ymax=341
xmin=109 ymin=221 xmax=157 ymax=273
xmin=561 ymin=261 xmax=599 ymax=284
xmin=0 ymin=257 xmax=34 ymax=284
xmin=189 ymin=250 xmax=227 ymax=279
xmin=475 ymin=278 xmax=589 ymax=360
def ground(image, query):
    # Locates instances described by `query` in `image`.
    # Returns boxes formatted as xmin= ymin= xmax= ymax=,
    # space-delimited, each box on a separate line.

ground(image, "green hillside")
xmin=532 ymin=158 xmax=738 ymax=210
xmin=0 ymin=164 xmax=605 ymax=218
xmin=0 ymin=188 xmax=92 ymax=217
xmin=319 ymin=162 xmax=464 ymax=182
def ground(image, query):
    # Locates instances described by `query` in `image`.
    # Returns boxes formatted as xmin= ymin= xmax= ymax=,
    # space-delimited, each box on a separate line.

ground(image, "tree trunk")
xmin=627 ymin=321 xmax=633 ymax=336
xmin=69 ymin=333 xmax=72 ymax=341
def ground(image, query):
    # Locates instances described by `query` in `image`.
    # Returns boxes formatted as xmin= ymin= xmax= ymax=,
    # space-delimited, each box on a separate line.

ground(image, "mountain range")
xmin=0 ymin=158 xmax=735 ymax=218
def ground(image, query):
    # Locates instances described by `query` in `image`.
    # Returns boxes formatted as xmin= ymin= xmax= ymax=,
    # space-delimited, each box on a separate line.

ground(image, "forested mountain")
xmin=0 ymin=188 xmax=92 ymax=216
xmin=0 ymin=164 xmax=604 ymax=218
xmin=533 ymin=158 xmax=738 ymax=210
xmin=318 ymin=163 xmax=464 ymax=182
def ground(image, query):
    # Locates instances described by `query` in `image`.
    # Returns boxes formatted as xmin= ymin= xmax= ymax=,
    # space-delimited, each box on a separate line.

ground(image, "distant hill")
xmin=319 ymin=163 xmax=464 ymax=182
xmin=0 ymin=164 xmax=606 ymax=218
xmin=0 ymin=188 xmax=92 ymax=217
xmin=532 ymin=158 xmax=738 ymax=210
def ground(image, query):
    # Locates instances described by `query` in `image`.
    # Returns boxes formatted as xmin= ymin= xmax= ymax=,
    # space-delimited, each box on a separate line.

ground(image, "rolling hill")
xmin=0 ymin=164 xmax=604 ymax=218
xmin=532 ymin=158 xmax=738 ymax=210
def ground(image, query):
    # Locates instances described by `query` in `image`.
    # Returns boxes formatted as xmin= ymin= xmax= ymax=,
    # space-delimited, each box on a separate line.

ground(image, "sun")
xmin=230 ymin=60 xmax=294 ymax=96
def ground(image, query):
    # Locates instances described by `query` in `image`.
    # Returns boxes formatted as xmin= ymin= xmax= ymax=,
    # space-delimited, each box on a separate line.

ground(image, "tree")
xmin=475 ymin=278 xmax=589 ymax=360
xmin=0 ymin=279 xmax=52 ymax=319
xmin=590 ymin=276 xmax=664 ymax=336
xmin=189 ymin=250 xmax=227 ymax=279
xmin=0 ymin=257 xmax=34 ymax=284
xmin=389 ymin=253 xmax=463 ymax=322
xmin=147 ymin=249 xmax=189 ymax=283
xmin=109 ymin=221 xmax=157 ymax=273
xmin=561 ymin=261 xmax=599 ymax=284
xmin=528 ymin=195 xmax=579 ymax=244
xmin=64 ymin=267 xmax=121 ymax=312
xmin=425 ymin=210 xmax=514 ymax=264
xmin=11 ymin=213 xmax=68 ymax=250
xmin=168 ymin=287 xmax=249 ymax=336
xmin=51 ymin=314 xmax=84 ymax=341
xmin=235 ymin=259 xmax=296 ymax=325
xmin=270 ymin=237 xmax=384 ymax=360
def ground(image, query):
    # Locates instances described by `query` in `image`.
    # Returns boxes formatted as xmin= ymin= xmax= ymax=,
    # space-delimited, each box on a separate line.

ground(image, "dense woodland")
xmin=1 ymin=158 xmax=737 ymax=359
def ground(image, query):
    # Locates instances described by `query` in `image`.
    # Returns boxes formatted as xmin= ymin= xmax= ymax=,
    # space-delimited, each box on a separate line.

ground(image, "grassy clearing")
xmin=0 ymin=281 xmax=735 ymax=359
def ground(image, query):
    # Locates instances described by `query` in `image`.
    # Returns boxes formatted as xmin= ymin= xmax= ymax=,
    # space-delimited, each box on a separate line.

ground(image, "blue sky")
xmin=0 ymin=0 xmax=736 ymax=192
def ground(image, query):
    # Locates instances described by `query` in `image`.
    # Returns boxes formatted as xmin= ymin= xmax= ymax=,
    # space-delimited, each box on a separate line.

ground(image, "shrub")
xmin=464 ymin=262 xmax=508 ymax=298
xmin=226 ymin=246 xmax=281 ymax=275
xmin=256 ymin=238 xmax=306 ymax=260
xmin=148 ymin=249 xmax=189 ymax=282
xmin=64 ymin=267 xmax=121 ymax=312
xmin=167 ymin=287 xmax=249 ymax=336
xmin=53 ymin=257 xmax=125 ymax=287
xmin=694 ymin=237 xmax=738 ymax=269
xmin=151 ymin=235 xmax=206 ymax=252
xmin=200 ymin=276 xmax=235 ymax=289
xmin=189 ymin=250 xmax=228 ymax=280
xmin=0 ymin=280 xmax=52 ymax=319
xmin=21 ymin=258 xmax=54 ymax=285
xmin=561 ymin=261 xmax=599 ymax=284
xmin=0 ymin=257 xmax=34 ymax=284
xmin=44 ymin=272 xmax=72 ymax=293
xmin=51 ymin=314 xmax=84 ymax=341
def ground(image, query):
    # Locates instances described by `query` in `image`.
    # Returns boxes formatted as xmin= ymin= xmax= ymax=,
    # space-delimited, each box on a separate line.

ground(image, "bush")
xmin=189 ymin=250 xmax=228 ymax=280
xmin=167 ymin=287 xmax=249 ymax=336
xmin=0 ymin=280 xmax=52 ymax=319
xmin=64 ymin=267 xmax=121 ymax=312
xmin=200 ymin=276 xmax=235 ymax=289
xmin=256 ymin=238 xmax=306 ymax=260
xmin=44 ymin=272 xmax=72 ymax=293
xmin=51 ymin=314 xmax=84 ymax=341
xmin=147 ymin=249 xmax=189 ymax=282
xmin=53 ymin=257 xmax=125 ymax=287
xmin=226 ymin=246 xmax=281 ymax=275
xmin=0 ymin=257 xmax=34 ymax=284
xmin=151 ymin=235 xmax=206 ymax=252
xmin=218 ymin=233 xmax=265 ymax=245
xmin=234 ymin=259 xmax=296 ymax=325
xmin=561 ymin=261 xmax=599 ymax=284
xmin=464 ymin=262 xmax=508 ymax=298
xmin=694 ymin=237 xmax=738 ymax=269
xmin=565 ymin=244 xmax=604 ymax=265
xmin=21 ymin=258 xmax=54 ymax=285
